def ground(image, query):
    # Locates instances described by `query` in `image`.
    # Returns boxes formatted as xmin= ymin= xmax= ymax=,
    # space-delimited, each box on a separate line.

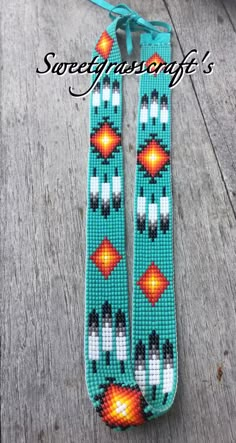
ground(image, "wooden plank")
xmin=1 ymin=0 xmax=235 ymax=442
xmin=162 ymin=0 xmax=236 ymax=213
xmin=221 ymin=0 xmax=236 ymax=29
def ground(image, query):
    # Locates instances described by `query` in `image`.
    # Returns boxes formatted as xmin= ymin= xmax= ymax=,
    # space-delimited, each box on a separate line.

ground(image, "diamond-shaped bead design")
xmin=146 ymin=52 xmax=165 ymax=76
xmin=138 ymin=139 xmax=169 ymax=178
xmin=91 ymin=122 xmax=121 ymax=160
xmin=137 ymin=262 xmax=169 ymax=306
xmin=100 ymin=383 xmax=146 ymax=427
xmin=96 ymin=31 xmax=114 ymax=59
xmin=90 ymin=237 xmax=122 ymax=279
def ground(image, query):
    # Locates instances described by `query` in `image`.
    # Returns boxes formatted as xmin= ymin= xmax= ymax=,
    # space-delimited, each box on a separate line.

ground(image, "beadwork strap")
xmin=85 ymin=0 xmax=177 ymax=430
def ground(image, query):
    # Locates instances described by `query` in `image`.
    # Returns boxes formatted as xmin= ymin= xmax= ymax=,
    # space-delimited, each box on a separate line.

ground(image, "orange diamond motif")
xmin=138 ymin=139 xmax=169 ymax=177
xmin=96 ymin=31 xmax=114 ymax=59
xmin=137 ymin=262 xmax=169 ymax=306
xmin=90 ymin=238 xmax=122 ymax=279
xmin=91 ymin=122 xmax=121 ymax=159
xmin=146 ymin=52 xmax=165 ymax=76
xmin=100 ymin=383 xmax=146 ymax=428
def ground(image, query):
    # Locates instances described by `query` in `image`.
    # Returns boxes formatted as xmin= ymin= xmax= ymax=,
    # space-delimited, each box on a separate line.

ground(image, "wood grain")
xmin=0 ymin=0 xmax=235 ymax=442
xmin=164 ymin=0 xmax=236 ymax=213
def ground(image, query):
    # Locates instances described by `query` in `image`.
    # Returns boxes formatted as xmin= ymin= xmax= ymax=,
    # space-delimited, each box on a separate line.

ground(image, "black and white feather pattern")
xmin=112 ymin=80 xmax=120 ymax=113
xmin=140 ymin=94 xmax=148 ymax=130
xmin=148 ymin=193 xmax=158 ymax=241
xmin=134 ymin=340 xmax=146 ymax=394
xmin=149 ymin=331 xmax=160 ymax=400
xmin=88 ymin=309 xmax=99 ymax=373
xmin=102 ymin=75 xmax=110 ymax=108
xmin=112 ymin=168 xmax=121 ymax=211
xmin=90 ymin=168 xmax=99 ymax=212
xmin=160 ymin=94 xmax=168 ymax=130
xmin=137 ymin=187 xmax=146 ymax=233
xmin=102 ymin=301 xmax=112 ymax=366
xmin=150 ymin=89 xmax=158 ymax=125
xmin=101 ymin=173 xmax=110 ymax=218
xmin=92 ymin=82 xmax=100 ymax=114
xmin=160 ymin=186 xmax=169 ymax=234
xmin=162 ymin=339 xmax=174 ymax=405
xmin=115 ymin=310 xmax=127 ymax=373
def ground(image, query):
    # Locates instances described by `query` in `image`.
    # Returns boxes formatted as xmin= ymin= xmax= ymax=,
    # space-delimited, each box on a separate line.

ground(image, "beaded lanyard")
xmin=85 ymin=0 xmax=177 ymax=430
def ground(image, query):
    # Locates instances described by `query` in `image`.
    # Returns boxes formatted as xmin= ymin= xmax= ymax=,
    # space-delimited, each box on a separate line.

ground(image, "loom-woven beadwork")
xmin=85 ymin=7 xmax=178 ymax=431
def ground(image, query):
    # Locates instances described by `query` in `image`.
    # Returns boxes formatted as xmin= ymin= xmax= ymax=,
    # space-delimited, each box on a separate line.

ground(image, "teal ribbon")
xmin=88 ymin=0 xmax=171 ymax=54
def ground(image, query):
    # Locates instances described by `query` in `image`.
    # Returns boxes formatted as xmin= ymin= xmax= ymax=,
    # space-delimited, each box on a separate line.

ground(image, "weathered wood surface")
xmin=1 ymin=0 xmax=235 ymax=442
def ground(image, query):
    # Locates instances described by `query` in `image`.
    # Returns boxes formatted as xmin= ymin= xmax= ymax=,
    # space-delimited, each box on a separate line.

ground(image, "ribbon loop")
xmin=88 ymin=0 xmax=171 ymax=54
xmin=109 ymin=3 xmax=159 ymax=54
xmin=109 ymin=3 xmax=133 ymax=19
